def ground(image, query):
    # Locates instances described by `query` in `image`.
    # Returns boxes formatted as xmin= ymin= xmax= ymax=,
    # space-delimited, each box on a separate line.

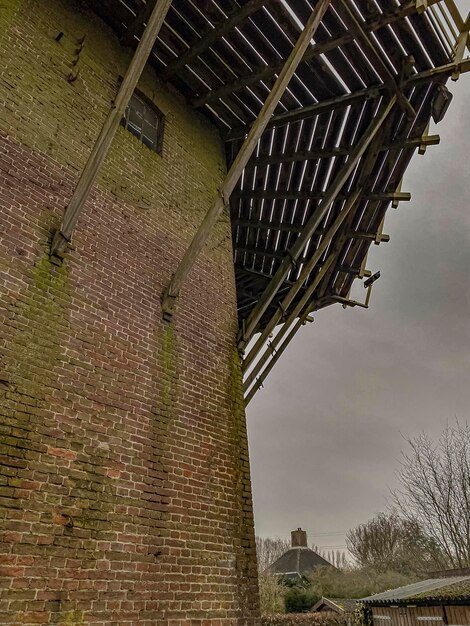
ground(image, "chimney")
xmin=291 ymin=528 xmax=307 ymax=547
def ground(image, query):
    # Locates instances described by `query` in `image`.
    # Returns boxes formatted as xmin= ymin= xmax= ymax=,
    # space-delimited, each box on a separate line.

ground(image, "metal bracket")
xmin=333 ymin=271 xmax=380 ymax=309
xmin=50 ymin=229 xmax=71 ymax=261
xmin=161 ymin=282 xmax=178 ymax=322
xmin=334 ymin=285 xmax=372 ymax=309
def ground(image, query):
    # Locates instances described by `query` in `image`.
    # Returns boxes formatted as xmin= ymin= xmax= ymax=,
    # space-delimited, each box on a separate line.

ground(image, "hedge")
xmin=262 ymin=613 xmax=349 ymax=626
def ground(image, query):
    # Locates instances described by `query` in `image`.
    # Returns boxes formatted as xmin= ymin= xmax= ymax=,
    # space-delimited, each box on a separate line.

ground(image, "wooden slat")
xmin=192 ymin=0 xmax=433 ymax=109
xmin=160 ymin=0 xmax=269 ymax=80
xmin=237 ymin=96 xmax=397 ymax=350
xmin=161 ymin=0 xmax=333 ymax=320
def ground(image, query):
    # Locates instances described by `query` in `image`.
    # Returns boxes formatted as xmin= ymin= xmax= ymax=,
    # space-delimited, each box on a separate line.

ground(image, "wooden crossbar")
xmin=160 ymin=0 xmax=333 ymax=321
xmin=236 ymin=97 xmax=397 ymax=353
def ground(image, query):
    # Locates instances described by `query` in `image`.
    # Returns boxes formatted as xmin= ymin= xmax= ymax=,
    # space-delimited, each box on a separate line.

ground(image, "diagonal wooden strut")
xmin=337 ymin=0 xmax=415 ymax=118
xmin=236 ymin=96 xmax=397 ymax=353
xmin=160 ymin=0 xmax=333 ymax=321
xmin=241 ymin=189 xmax=362 ymax=374
xmin=50 ymin=0 xmax=173 ymax=258
xmin=242 ymin=115 xmax=395 ymax=400
xmin=244 ymin=297 xmax=329 ymax=407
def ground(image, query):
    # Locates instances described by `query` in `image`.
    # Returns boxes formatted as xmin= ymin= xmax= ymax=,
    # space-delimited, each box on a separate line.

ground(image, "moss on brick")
xmin=57 ymin=609 xmax=85 ymax=626
xmin=4 ymin=253 xmax=70 ymax=397
xmin=0 ymin=0 xmax=260 ymax=619
xmin=0 ymin=0 xmax=23 ymax=32
xmin=228 ymin=347 xmax=261 ymax=616
xmin=0 ymin=0 xmax=226 ymax=248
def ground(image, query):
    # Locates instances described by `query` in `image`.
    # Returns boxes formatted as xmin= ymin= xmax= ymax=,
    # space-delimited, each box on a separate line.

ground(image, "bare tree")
xmin=311 ymin=543 xmax=326 ymax=559
xmin=336 ymin=549 xmax=348 ymax=569
xmin=256 ymin=536 xmax=290 ymax=572
xmin=392 ymin=420 xmax=470 ymax=568
xmin=311 ymin=544 xmax=347 ymax=569
xmin=346 ymin=511 xmax=442 ymax=573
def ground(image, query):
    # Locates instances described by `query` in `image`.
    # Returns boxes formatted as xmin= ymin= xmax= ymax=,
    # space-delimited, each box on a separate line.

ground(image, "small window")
xmin=121 ymin=90 xmax=164 ymax=154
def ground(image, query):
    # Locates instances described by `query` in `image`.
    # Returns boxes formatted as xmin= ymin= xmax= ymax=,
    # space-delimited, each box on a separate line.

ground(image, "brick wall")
xmin=0 ymin=0 xmax=260 ymax=623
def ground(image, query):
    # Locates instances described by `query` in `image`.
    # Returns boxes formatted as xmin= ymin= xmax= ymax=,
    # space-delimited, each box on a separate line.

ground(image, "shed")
xmin=312 ymin=597 xmax=357 ymax=625
xmin=361 ymin=569 xmax=470 ymax=626
xmin=267 ymin=528 xmax=336 ymax=580
xmin=312 ymin=597 xmax=358 ymax=614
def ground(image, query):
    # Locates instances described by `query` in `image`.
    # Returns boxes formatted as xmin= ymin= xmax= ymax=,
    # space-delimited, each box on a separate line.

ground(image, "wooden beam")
xmin=348 ymin=231 xmax=390 ymax=243
xmin=225 ymin=57 xmax=470 ymax=142
xmin=248 ymin=146 xmax=349 ymax=168
xmin=236 ymin=97 xmax=397 ymax=352
xmin=192 ymin=0 xmax=426 ymax=109
xmin=337 ymin=0 xmax=415 ymax=118
xmin=50 ymin=0 xmax=172 ymax=257
xmin=244 ymin=298 xmax=332 ymax=405
xmin=243 ymin=259 xmax=335 ymax=394
xmin=159 ymin=0 xmax=269 ymax=80
xmin=232 ymin=189 xmax=411 ymax=202
xmin=244 ymin=134 xmax=440 ymax=169
xmin=443 ymin=0 xmax=465 ymax=30
xmin=160 ymin=0 xmax=333 ymax=320
xmin=244 ymin=315 xmax=304 ymax=405
xmin=242 ymin=188 xmax=362 ymax=373
xmin=236 ymin=266 xmax=290 ymax=285
xmin=411 ymin=56 xmax=470 ymax=80
xmin=452 ymin=29 xmax=470 ymax=80
xmin=235 ymin=246 xmax=304 ymax=261
xmin=337 ymin=265 xmax=371 ymax=276
xmin=233 ymin=218 xmax=303 ymax=234
xmin=225 ymin=87 xmax=379 ymax=141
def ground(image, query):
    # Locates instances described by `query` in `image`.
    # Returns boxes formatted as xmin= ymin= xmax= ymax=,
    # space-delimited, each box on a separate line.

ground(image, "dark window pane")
xmin=141 ymin=135 xmax=155 ymax=150
xmin=121 ymin=90 xmax=164 ymax=154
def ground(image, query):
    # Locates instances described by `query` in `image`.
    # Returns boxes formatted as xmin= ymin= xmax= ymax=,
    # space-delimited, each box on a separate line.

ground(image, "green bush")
xmin=284 ymin=587 xmax=319 ymax=613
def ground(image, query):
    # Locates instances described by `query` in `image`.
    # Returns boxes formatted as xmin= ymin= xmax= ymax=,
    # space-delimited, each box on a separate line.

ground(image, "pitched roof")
xmin=362 ymin=575 xmax=470 ymax=605
xmin=312 ymin=597 xmax=358 ymax=613
xmin=267 ymin=546 xmax=334 ymax=577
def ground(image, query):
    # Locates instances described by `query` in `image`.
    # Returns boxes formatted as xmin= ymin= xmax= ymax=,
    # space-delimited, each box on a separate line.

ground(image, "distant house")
xmin=266 ymin=528 xmax=336 ymax=580
xmin=361 ymin=568 xmax=470 ymax=626
xmin=312 ymin=597 xmax=357 ymax=625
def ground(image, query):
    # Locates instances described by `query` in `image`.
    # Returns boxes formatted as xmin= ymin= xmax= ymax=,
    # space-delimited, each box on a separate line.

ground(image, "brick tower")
xmin=1 ymin=0 xmax=468 ymax=624
xmin=0 ymin=0 xmax=259 ymax=623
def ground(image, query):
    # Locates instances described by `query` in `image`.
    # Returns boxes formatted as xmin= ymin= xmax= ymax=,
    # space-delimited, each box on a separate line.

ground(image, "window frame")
xmin=120 ymin=87 xmax=165 ymax=156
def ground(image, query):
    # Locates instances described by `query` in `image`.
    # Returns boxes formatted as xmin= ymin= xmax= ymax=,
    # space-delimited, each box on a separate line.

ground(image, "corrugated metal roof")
xmin=362 ymin=576 xmax=470 ymax=603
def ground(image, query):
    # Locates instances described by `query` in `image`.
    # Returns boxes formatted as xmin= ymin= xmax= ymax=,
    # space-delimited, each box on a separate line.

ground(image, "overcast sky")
xmin=246 ymin=73 xmax=470 ymax=554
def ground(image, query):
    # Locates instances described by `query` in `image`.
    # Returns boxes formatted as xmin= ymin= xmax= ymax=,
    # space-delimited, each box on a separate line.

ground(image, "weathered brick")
xmin=0 ymin=0 xmax=259 ymax=623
